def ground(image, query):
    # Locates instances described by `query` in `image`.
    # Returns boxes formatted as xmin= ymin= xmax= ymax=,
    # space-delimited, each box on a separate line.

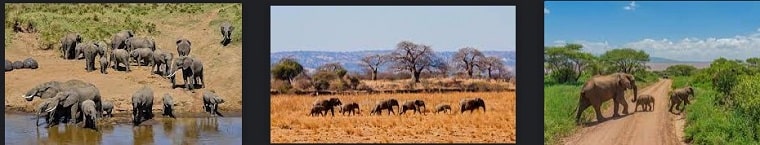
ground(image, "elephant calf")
xmin=176 ymin=38 xmax=191 ymax=57
xmin=635 ymin=95 xmax=655 ymax=112
xmin=101 ymin=101 xmax=113 ymax=118
xmin=220 ymin=22 xmax=234 ymax=46
xmin=313 ymin=97 xmax=342 ymax=116
xmin=131 ymin=48 xmax=154 ymax=66
xmin=5 ymin=59 xmax=13 ymax=72
xmin=370 ymin=99 xmax=399 ymax=116
xmin=460 ymin=98 xmax=486 ymax=114
xmin=111 ymin=49 xmax=130 ymax=72
xmin=434 ymin=104 xmax=452 ymax=114
xmin=162 ymin=93 xmax=176 ymax=118
xmin=310 ymin=105 xmax=326 ymax=116
xmin=81 ymin=100 xmax=98 ymax=130
xmin=22 ymin=58 xmax=38 ymax=69
xmin=340 ymin=102 xmax=360 ymax=116
xmin=152 ymin=50 xmax=173 ymax=76
xmin=400 ymin=99 xmax=426 ymax=115
xmin=99 ymin=56 xmax=109 ymax=74
xmin=132 ymin=86 xmax=154 ymax=125
xmin=203 ymin=91 xmax=225 ymax=117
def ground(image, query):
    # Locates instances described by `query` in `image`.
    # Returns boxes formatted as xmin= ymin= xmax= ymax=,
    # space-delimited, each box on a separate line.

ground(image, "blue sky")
xmin=545 ymin=2 xmax=760 ymax=61
xmin=271 ymin=6 xmax=515 ymax=52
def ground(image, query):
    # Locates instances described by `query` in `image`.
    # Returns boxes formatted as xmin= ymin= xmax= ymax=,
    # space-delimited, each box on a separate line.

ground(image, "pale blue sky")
xmin=271 ymin=6 xmax=515 ymax=52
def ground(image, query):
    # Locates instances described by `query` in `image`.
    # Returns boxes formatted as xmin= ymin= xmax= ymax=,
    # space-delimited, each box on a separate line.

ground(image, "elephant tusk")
xmin=45 ymin=105 xmax=57 ymax=113
xmin=167 ymin=70 xmax=180 ymax=77
xmin=23 ymin=95 xmax=33 ymax=99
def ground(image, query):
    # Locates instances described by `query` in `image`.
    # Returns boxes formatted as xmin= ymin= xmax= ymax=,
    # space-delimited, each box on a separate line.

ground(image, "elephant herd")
xmin=5 ymin=58 xmax=38 ymax=72
xmin=573 ymin=72 xmax=696 ymax=124
xmin=309 ymin=97 xmax=486 ymax=117
xmin=25 ymin=79 xmax=227 ymax=130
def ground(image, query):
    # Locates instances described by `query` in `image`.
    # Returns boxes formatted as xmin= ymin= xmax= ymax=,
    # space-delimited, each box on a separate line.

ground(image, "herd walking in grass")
xmin=308 ymin=97 xmax=486 ymax=117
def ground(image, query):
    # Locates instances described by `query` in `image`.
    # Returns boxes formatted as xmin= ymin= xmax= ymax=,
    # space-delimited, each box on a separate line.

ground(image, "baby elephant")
xmin=81 ymin=100 xmax=98 ymax=130
xmin=203 ymin=91 xmax=225 ymax=117
xmin=434 ymin=104 xmax=452 ymax=114
xmin=162 ymin=93 xmax=176 ymax=118
xmin=101 ymin=101 xmax=114 ymax=118
xmin=22 ymin=58 xmax=38 ymax=69
xmin=310 ymin=105 xmax=326 ymax=116
xmin=400 ymin=99 xmax=426 ymax=115
xmin=635 ymin=95 xmax=655 ymax=112
xmin=340 ymin=102 xmax=360 ymax=116
xmin=99 ymin=56 xmax=109 ymax=74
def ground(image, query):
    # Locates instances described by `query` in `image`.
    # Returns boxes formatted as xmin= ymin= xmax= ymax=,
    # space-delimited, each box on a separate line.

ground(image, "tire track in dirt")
xmin=563 ymin=79 xmax=684 ymax=145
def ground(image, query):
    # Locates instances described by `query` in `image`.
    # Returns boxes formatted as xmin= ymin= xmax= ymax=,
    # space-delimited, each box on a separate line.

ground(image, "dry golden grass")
xmin=270 ymin=91 xmax=516 ymax=143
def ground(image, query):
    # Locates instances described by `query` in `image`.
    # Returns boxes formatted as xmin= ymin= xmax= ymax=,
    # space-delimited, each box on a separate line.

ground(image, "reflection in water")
xmin=5 ymin=114 xmax=242 ymax=145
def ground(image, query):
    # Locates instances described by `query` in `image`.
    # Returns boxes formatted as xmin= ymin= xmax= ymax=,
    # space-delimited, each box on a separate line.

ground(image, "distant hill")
xmin=649 ymin=57 xmax=706 ymax=63
xmin=646 ymin=57 xmax=710 ymax=71
xmin=271 ymin=50 xmax=516 ymax=73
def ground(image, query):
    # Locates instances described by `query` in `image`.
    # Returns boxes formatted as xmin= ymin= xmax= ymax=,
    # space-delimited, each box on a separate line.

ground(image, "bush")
xmin=271 ymin=80 xmax=292 ymax=93
xmin=731 ymin=75 xmax=760 ymax=120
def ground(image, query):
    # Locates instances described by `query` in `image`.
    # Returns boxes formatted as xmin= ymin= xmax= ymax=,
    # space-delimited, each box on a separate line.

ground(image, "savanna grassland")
xmin=270 ymin=91 xmax=516 ymax=143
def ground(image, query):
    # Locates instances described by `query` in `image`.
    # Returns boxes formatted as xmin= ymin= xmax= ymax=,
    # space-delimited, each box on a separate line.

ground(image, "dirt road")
xmin=563 ymin=79 xmax=686 ymax=145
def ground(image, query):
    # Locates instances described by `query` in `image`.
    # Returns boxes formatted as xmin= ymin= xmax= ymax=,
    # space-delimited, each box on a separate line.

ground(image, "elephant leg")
xmin=592 ymin=104 xmax=604 ymax=122
xmin=576 ymin=98 xmax=590 ymax=123
xmin=70 ymin=105 xmax=79 ymax=124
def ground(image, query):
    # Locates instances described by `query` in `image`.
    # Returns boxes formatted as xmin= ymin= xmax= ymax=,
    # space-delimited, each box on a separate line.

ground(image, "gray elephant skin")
xmin=100 ymin=56 xmax=109 ymax=74
xmin=669 ymin=86 xmax=695 ymax=113
xmin=176 ymin=38 xmax=191 ymax=56
xmin=151 ymin=50 xmax=173 ymax=76
xmin=575 ymin=73 xmax=638 ymax=124
xmin=370 ymin=99 xmax=399 ymax=116
xmin=131 ymin=47 xmax=154 ymax=66
xmin=460 ymin=98 xmax=486 ymax=114
xmin=22 ymin=58 xmax=38 ymax=69
xmin=83 ymin=42 xmax=107 ymax=72
xmin=5 ymin=59 xmax=13 ymax=71
xmin=313 ymin=97 xmax=342 ymax=116
xmin=81 ymin=99 xmax=98 ymax=130
xmin=125 ymin=37 xmax=156 ymax=52
xmin=167 ymin=56 xmax=204 ymax=90
xmin=340 ymin=102 xmax=360 ymax=116
xmin=44 ymin=84 xmax=103 ymax=125
xmin=220 ymin=22 xmax=234 ymax=46
xmin=111 ymin=30 xmax=134 ymax=50
xmin=203 ymin=91 xmax=225 ymax=117
xmin=60 ymin=33 xmax=82 ymax=59
xmin=310 ymin=105 xmax=326 ymax=116
xmin=132 ymin=86 xmax=154 ymax=125
xmin=101 ymin=101 xmax=113 ymax=117
xmin=35 ymin=99 xmax=57 ymax=127
xmin=400 ymin=99 xmax=426 ymax=115
xmin=162 ymin=93 xmax=176 ymax=118
xmin=110 ymin=49 xmax=131 ymax=72
xmin=12 ymin=61 xmax=23 ymax=69
xmin=434 ymin=104 xmax=452 ymax=114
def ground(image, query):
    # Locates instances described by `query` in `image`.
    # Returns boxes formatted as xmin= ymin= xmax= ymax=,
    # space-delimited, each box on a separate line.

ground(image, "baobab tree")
xmin=479 ymin=56 xmax=506 ymax=80
xmin=389 ymin=41 xmax=440 ymax=83
xmin=453 ymin=47 xmax=485 ymax=78
xmin=360 ymin=54 xmax=387 ymax=80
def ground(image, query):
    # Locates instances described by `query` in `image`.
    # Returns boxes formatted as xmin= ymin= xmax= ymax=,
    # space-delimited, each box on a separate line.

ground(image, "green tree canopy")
xmin=600 ymin=48 xmax=650 ymax=74
xmin=665 ymin=64 xmax=697 ymax=76
xmin=271 ymin=58 xmax=304 ymax=84
xmin=544 ymin=43 xmax=596 ymax=83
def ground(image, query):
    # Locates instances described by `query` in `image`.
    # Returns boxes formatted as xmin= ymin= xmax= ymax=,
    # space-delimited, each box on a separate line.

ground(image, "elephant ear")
xmin=215 ymin=97 xmax=225 ymax=104
xmin=618 ymin=74 xmax=632 ymax=88
xmin=62 ymin=92 xmax=79 ymax=107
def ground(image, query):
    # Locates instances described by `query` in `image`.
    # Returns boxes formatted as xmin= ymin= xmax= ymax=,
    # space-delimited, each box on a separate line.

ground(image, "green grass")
xmin=4 ymin=3 xmax=242 ymax=49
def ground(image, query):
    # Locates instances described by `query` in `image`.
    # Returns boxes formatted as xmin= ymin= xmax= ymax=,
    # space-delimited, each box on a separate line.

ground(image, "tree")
xmin=664 ymin=64 xmax=697 ymax=76
xmin=360 ymin=54 xmax=388 ymax=80
xmin=600 ymin=48 xmax=650 ymax=74
xmin=317 ymin=62 xmax=347 ymax=78
xmin=747 ymin=57 xmax=760 ymax=67
xmin=478 ymin=56 xmax=506 ymax=80
xmin=453 ymin=47 xmax=485 ymax=78
xmin=271 ymin=58 xmax=304 ymax=85
xmin=544 ymin=43 xmax=595 ymax=83
xmin=389 ymin=41 xmax=440 ymax=83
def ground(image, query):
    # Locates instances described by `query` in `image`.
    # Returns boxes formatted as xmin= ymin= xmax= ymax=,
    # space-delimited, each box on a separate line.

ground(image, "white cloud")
xmin=553 ymin=28 xmax=760 ymax=61
xmin=544 ymin=7 xmax=550 ymax=15
xmin=623 ymin=1 xmax=638 ymax=11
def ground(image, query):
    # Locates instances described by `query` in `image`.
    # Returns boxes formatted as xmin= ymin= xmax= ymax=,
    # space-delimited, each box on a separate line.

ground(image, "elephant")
xmin=99 ymin=56 xmax=109 ymax=74
xmin=110 ymin=49 xmax=131 ymax=72
xmin=151 ymin=49 xmax=173 ymax=76
xmin=162 ymin=93 xmax=176 ymax=118
xmin=81 ymin=100 xmax=98 ymax=130
xmin=132 ymin=86 xmax=154 ymax=125
xmin=220 ymin=22 xmax=234 ymax=46
xmin=460 ymin=98 xmax=486 ymax=114
xmin=176 ymin=38 xmax=191 ymax=56
xmin=203 ymin=91 xmax=225 ymax=117
xmin=83 ymin=42 xmax=105 ymax=72
xmin=111 ymin=30 xmax=134 ymax=50
xmin=13 ymin=21 xmax=23 ymax=33
xmin=167 ymin=56 xmax=204 ymax=90
xmin=101 ymin=101 xmax=113 ymax=117
xmin=45 ymin=84 xmax=102 ymax=124
xmin=35 ymin=99 xmax=58 ymax=127
xmin=22 ymin=57 xmax=38 ymax=69
xmin=672 ymin=87 xmax=695 ymax=105
xmin=12 ymin=61 xmax=23 ymax=69
xmin=669 ymin=88 xmax=694 ymax=114
xmin=5 ymin=59 xmax=13 ymax=71
xmin=125 ymin=36 xmax=156 ymax=52
xmin=635 ymin=94 xmax=654 ymax=112
xmin=340 ymin=102 xmax=360 ymax=116
xmin=434 ymin=104 xmax=452 ymax=114
xmin=400 ymin=99 xmax=426 ymax=115
xmin=74 ymin=44 xmax=85 ymax=59
xmin=60 ymin=33 xmax=82 ymax=59
xmin=130 ymin=47 xmax=154 ymax=66
xmin=575 ymin=73 xmax=638 ymax=124
xmin=370 ymin=99 xmax=399 ymax=116
xmin=310 ymin=105 xmax=326 ymax=116
xmin=313 ymin=97 xmax=342 ymax=116
xmin=22 ymin=80 xmax=95 ymax=102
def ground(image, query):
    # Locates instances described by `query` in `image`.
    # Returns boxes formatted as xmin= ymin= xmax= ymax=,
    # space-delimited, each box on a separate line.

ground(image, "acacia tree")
xmin=317 ymin=62 xmax=348 ymax=78
xmin=360 ymin=54 xmax=388 ymax=80
xmin=600 ymin=48 xmax=650 ymax=74
xmin=478 ymin=56 xmax=506 ymax=79
xmin=271 ymin=57 xmax=304 ymax=85
xmin=389 ymin=41 xmax=439 ymax=83
xmin=453 ymin=47 xmax=485 ymax=78
xmin=544 ymin=44 xmax=595 ymax=83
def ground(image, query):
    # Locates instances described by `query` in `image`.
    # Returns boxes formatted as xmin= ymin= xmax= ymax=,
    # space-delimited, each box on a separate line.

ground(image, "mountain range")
xmin=271 ymin=50 xmax=516 ymax=73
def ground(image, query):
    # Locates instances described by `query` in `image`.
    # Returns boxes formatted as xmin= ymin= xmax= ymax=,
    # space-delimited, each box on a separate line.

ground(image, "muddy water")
xmin=5 ymin=113 xmax=242 ymax=145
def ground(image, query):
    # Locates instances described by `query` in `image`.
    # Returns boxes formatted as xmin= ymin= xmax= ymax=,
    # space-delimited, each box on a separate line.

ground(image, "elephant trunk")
xmin=631 ymin=82 xmax=639 ymax=102
xmin=36 ymin=112 xmax=41 ymax=126
xmin=482 ymin=104 xmax=486 ymax=112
